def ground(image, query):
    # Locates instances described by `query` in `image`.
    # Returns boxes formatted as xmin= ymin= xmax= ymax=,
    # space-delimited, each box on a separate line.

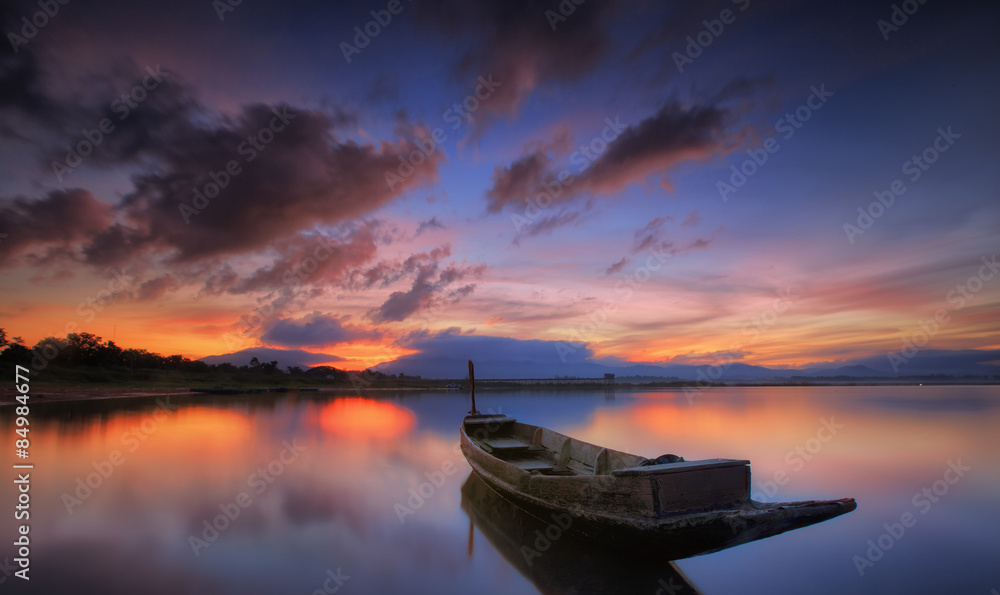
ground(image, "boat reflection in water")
xmin=461 ymin=472 xmax=702 ymax=595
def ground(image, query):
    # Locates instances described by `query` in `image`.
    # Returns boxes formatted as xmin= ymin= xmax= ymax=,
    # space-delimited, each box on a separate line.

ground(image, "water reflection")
xmin=461 ymin=471 xmax=701 ymax=594
xmin=0 ymin=386 xmax=996 ymax=594
xmin=318 ymin=397 xmax=416 ymax=438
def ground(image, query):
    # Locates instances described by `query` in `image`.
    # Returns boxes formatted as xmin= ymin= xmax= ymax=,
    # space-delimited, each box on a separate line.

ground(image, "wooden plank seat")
xmin=480 ymin=436 xmax=530 ymax=456
xmin=508 ymin=458 xmax=554 ymax=472
xmin=464 ymin=415 xmax=516 ymax=426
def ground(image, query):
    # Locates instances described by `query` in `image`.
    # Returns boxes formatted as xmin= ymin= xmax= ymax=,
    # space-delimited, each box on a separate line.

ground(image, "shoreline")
xmin=2 ymin=380 xmax=998 ymax=407
xmin=0 ymin=387 xmax=197 ymax=407
xmin=0 ymin=385 xmax=445 ymax=407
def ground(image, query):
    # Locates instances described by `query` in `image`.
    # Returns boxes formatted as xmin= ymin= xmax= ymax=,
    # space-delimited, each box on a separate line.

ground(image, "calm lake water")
xmin=2 ymin=385 xmax=998 ymax=594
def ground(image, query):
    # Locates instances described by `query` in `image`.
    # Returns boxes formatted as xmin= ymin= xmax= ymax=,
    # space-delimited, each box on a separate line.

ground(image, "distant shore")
xmin=0 ymin=386 xmax=195 ymax=406
xmin=2 ymin=378 xmax=998 ymax=407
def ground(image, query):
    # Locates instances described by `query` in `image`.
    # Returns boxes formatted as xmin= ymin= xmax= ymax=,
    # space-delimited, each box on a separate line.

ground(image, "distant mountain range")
xmin=200 ymin=337 xmax=1000 ymax=380
xmin=374 ymin=350 xmax=1000 ymax=380
xmin=373 ymin=358 xmax=904 ymax=380
xmin=200 ymin=347 xmax=342 ymax=370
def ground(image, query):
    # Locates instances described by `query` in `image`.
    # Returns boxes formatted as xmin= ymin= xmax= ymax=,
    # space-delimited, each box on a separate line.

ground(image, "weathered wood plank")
xmin=655 ymin=466 xmax=749 ymax=511
xmin=481 ymin=436 xmax=529 ymax=449
xmin=611 ymin=458 xmax=750 ymax=476
xmin=508 ymin=458 xmax=553 ymax=471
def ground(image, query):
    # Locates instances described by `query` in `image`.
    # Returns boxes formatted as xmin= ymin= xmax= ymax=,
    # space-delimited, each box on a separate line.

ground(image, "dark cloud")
xmin=262 ymin=313 xmax=381 ymax=348
xmin=0 ymin=40 xmax=61 ymax=124
xmin=485 ymin=149 xmax=553 ymax=213
xmin=368 ymin=265 xmax=485 ymax=324
xmin=632 ymin=217 xmax=724 ymax=260
xmin=135 ymin=274 xmax=180 ymax=301
xmin=0 ymin=189 xmax=114 ymax=266
xmin=414 ymin=0 xmax=624 ymax=137
xmin=351 ymin=245 xmax=453 ymax=290
xmin=575 ymin=103 xmax=732 ymax=194
xmin=224 ymin=228 xmax=378 ymax=295
xmin=512 ymin=208 xmax=587 ymax=246
xmin=92 ymin=102 xmax=442 ymax=265
xmin=369 ymin=267 xmax=439 ymax=323
xmin=0 ymin=54 xmax=445 ymax=307
xmin=415 ymin=216 xmax=446 ymax=236
xmin=632 ymin=217 xmax=671 ymax=254
xmin=681 ymin=210 xmax=701 ymax=227
xmin=485 ymin=101 xmax=736 ymax=217
xmin=364 ymin=246 xmax=486 ymax=324
xmin=604 ymin=257 xmax=628 ymax=277
xmin=597 ymin=217 xmax=724 ymax=277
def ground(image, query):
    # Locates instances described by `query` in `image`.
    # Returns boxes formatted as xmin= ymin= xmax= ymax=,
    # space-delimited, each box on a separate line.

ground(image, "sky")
xmin=1 ymin=0 xmax=998 ymax=375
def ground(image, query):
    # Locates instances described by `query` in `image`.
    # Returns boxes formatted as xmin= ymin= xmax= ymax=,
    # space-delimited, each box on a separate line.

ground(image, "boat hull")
xmin=460 ymin=416 xmax=856 ymax=559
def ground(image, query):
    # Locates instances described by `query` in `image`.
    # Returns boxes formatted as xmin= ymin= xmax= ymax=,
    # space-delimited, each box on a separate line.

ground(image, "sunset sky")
xmin=1 ymin=0 xmax=998 ymax=373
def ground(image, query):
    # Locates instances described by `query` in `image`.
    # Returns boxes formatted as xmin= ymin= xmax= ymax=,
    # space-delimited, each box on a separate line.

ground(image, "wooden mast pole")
xmin=468 ymin=359 xmax=479 ymax=415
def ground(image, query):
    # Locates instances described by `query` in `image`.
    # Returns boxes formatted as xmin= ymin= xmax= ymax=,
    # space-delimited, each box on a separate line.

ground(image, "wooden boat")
xmin=460 ymin=411 xmax=857 ymax=559
xmin=461 ymin=471 xmax=702 ymax=594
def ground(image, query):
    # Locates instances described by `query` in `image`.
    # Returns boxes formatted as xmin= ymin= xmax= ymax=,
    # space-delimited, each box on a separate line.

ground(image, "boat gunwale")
xmin=460 ymin=422 xmax=754 ymax=528
xmin=461 ymin=415 xmax=747 ymax=479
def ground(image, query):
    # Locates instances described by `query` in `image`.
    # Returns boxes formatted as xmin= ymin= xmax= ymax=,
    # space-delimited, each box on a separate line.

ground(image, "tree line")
xmin=0 ymin=328 xmax=391 ymax=381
